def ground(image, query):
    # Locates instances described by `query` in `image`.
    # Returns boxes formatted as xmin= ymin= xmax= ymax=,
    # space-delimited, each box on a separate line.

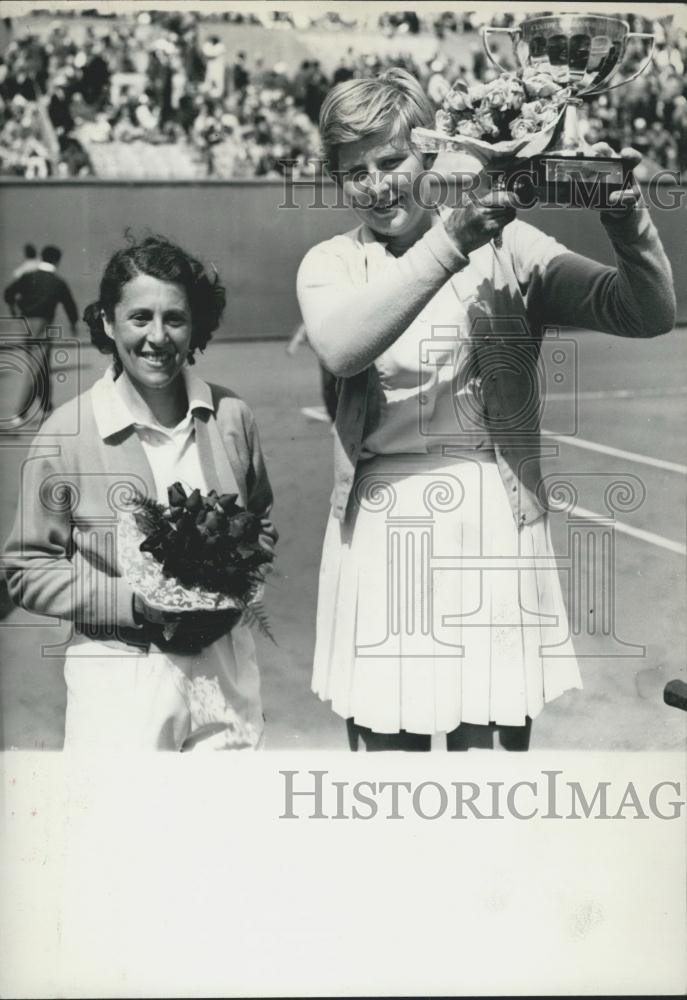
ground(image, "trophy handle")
xmin=586 ymin=32 xmax=655 ymax=96
xmin=482 ymin=27 xmax=521 ymax=75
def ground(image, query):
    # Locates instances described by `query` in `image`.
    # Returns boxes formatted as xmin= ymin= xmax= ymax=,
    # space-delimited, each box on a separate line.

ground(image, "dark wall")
xmin=1 ymin=179 xmax=685 ymax=338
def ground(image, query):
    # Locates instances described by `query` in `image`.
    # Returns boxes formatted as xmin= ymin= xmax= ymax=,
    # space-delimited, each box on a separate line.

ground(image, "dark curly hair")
xmin=83 ymin=233 xmax=226 ymax=377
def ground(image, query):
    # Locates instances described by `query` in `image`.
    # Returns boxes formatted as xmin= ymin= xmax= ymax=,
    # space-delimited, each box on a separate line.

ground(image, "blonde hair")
xmin=319 ymin=67 xmax=434 ymax=176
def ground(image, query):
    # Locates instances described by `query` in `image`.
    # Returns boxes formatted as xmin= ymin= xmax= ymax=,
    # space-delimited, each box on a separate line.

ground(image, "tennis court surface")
xmin=1 ymin=330 xmax=685 ymax=750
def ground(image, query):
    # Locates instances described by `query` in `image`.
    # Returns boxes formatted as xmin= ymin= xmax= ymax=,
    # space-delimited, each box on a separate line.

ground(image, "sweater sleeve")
xmin=526 ymin=206 xmax=676 ymax=338
xmin=3 ymin=445 xmax=138 ymax=629
xmin=240 ymin=405 xmax=278 ymax=548
xmin=296 ymin=221 xmax=468 ymax=377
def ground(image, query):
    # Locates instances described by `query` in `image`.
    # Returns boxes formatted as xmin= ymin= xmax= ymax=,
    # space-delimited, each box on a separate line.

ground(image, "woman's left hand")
xmin=587 ymin=143 xmax=643 ymax=213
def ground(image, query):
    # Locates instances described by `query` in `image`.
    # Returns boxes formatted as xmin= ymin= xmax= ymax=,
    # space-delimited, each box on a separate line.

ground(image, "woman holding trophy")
xmin=297 ymin=67 xmax=675 ymax=752
xmin=4 ymin=235 xmax=277 ymax=751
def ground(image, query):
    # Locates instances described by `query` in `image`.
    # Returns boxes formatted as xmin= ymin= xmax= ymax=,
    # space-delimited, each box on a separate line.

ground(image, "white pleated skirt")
xmin=313 ymin=451 xmax=582 ymax=734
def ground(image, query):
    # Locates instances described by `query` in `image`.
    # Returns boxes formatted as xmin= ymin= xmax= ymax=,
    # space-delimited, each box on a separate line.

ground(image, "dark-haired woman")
xmin=4 ymin=235 xmax=277 ymax=751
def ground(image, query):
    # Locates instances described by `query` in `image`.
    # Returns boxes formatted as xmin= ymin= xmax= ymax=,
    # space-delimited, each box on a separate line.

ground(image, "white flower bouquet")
xmin=412 ymin=68 xmax=569 ymax=160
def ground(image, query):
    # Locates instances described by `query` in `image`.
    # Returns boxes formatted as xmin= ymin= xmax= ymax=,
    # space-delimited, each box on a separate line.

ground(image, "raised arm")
xmin=296 ymin=191 xmax=519 ymax=377
xmin=527 ymin=205 xmax=676 ymax=339
xmin=297 ymin=224 xmax=466 ymax=377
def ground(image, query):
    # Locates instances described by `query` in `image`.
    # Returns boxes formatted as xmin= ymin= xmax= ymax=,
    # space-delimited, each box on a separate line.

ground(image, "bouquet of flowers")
xmin=412 ymin=67 xmax=570 ymax=159
xmin=119 ymin=482 xmax=275 ymax=643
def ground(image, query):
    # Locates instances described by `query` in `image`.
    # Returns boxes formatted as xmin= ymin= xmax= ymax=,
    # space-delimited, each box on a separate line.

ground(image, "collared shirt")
xmin=96 ymin=365 xmax=215 ymax=504
xmin=12 ymin=259 xmax=40 ymax=280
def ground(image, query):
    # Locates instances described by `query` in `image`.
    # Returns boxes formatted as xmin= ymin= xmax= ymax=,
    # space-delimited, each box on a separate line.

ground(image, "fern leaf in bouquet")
xmin=132 ymin=493 xmax=168 ymax=537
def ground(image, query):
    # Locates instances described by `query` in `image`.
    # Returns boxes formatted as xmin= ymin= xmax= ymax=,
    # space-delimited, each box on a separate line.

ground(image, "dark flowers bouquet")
xmin=120 ymin=482 xmax=275 ymax=644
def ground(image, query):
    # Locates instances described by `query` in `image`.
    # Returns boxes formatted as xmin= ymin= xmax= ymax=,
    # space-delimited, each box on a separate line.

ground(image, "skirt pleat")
xmin=312 ymin=452 xmax=582 ymax=734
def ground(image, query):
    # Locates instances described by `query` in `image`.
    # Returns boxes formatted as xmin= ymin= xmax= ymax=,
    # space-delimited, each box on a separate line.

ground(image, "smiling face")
xmin=103 ymin=273 xmax=192 ymax=396
xmin=337 ymin=131 xmax=429 ymax=246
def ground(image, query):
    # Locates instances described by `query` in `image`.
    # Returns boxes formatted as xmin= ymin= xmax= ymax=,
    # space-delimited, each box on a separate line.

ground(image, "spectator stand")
xmin=1 ymin=10 xmax=684 ymax=180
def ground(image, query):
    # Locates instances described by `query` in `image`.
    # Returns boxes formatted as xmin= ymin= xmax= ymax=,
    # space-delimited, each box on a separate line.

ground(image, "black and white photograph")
xmin=0 ymin=1 xmax=685 ymax=995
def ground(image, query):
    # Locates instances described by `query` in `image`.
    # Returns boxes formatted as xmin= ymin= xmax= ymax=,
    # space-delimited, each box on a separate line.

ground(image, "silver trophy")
xmin=483 ymin=13 xmax=655 ymax=205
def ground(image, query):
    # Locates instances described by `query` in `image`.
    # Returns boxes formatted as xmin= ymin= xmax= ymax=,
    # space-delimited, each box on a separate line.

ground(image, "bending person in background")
xmin=297 ymin=69 xmax=675 ymax=752
xmin=3 ymin=244 xmax=79 ymax=424
xmin=12 ymin=243 xmax=40 ymax=280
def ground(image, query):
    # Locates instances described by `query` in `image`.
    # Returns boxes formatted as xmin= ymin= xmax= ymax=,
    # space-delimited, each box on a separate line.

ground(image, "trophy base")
xmin=511 ymin=154 xmax=636 ymax=208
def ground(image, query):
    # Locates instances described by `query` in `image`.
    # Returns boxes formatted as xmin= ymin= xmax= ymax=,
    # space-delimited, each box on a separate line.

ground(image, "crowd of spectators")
xmin=0 ymin=10 xmax=685 ymax=180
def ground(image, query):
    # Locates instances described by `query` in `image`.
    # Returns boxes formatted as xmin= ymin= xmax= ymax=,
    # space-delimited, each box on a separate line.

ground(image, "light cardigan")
xmin=3 ymin=369 xmax=276 ymax=646
xmin=297 ymin=206 xmax=676 ymax=527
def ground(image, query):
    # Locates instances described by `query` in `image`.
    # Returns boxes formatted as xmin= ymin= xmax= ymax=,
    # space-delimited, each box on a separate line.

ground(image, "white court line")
xmin=547 ymin=387 xmax=687 ymax=400
xmin=300 ymin=406 xmax=331 ymax=424
xmin=568 ymin=505 xmax=686 ymax=556
xmin=541 ymin=429 xmax=687 ymax=475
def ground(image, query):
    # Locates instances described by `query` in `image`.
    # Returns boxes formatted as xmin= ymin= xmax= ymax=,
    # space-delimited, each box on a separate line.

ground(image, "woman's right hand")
xmin=442 ymin=190 xmax=518 ymax=256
